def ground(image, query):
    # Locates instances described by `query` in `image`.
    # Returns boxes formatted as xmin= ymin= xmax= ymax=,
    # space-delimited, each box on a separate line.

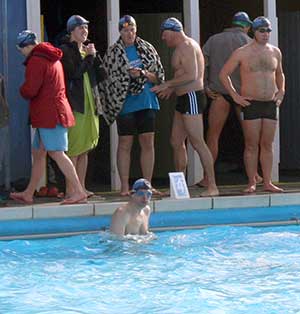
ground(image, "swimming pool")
xmin=1 ymin=225 xmax=300 ymax=314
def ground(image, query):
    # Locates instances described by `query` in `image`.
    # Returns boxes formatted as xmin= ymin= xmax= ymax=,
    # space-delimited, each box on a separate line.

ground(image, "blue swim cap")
xmin=160 ymin=17 xmax=183 ymax=32
xmin=132 ymin=179 xmax=152 ymax=192
xmin=119 ymin=15 xmax=136 ymax=31
xmin=232 ymin=12 xmax=252 ymax=27
xmin=252 ymin=16 xmax=272 ymax=31
xmin=16 ymin=30 xmax=37 ymax=48
xmin=67 ymin=15 xmax=89 ymax=33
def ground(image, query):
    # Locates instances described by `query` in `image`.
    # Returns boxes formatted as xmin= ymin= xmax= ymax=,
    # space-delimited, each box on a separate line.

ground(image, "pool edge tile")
xmin=0 ymin=206 xmax=33 ymax=220
xmin=270 ymin=193 xmax=300 ymax=206
xmin=154 ymin=198 xmax=212 ymax=212
xmin=213 ymin=194 xmax=270 ymax=209
xmin=33 ymin=203 xmax=94 ymax=219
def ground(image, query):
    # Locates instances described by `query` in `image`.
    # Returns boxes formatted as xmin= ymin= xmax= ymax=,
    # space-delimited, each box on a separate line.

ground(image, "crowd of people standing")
xmin=6 ymin=11 xmax=284 ymax=206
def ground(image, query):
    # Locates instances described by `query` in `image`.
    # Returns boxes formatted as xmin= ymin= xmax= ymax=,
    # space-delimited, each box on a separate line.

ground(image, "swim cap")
xmin=119 ymin=15 xmax=136 ymax=31
xmin=67 ymin=15 xmax=89 ymax=33
xmin=132 ymin=179 xmax=152 ymax=192
xmin=160 ymin=17 xmax=183 ymax=32
xmin=16 ymin=30 xmax=37 ymax=48
xmin=232 ymin=12 xmax=252 ymax=27
xmin=252 ymin=16 xmax=272 ymax=31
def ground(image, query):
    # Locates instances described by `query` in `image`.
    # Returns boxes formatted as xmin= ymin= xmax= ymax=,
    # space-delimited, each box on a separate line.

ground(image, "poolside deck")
xmin=1 ymin=181 xmax=300 ymax=212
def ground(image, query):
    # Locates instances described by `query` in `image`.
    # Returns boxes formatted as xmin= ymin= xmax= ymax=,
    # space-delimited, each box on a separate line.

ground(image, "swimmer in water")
xmin=110 ymin=178 xmax=152 ymax=236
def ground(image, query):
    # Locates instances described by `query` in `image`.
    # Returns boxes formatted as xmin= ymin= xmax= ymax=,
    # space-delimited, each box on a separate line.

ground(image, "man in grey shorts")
xmin=152 ymin=17 xmax=218 ymax=197
xmin=220 ymin=17 xmax=285 ymax=193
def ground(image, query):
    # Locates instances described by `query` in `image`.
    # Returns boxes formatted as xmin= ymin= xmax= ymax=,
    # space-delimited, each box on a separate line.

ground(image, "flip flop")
xmin=35 ymin=186 xmax=48 ymax=197
xmin=10 ymin=193 xmax=33 ymax=205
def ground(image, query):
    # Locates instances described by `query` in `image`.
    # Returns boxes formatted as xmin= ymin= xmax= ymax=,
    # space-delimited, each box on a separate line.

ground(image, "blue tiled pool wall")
xmin=1 ymin=205 xmax=300 ymax=238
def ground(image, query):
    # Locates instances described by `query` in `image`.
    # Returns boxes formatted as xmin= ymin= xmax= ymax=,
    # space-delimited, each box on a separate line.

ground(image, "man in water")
xmin=110 ymin=178 xmax=152 ymax=236
xmin=152 ymin=17 xmax=219 ymax=197
xmin=220 ymin=17 xmax=285 ymax=193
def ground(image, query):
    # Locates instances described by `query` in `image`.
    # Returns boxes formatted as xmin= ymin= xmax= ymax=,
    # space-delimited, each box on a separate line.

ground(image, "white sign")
xmin=169 ymin=172 xmax=190 ymax=199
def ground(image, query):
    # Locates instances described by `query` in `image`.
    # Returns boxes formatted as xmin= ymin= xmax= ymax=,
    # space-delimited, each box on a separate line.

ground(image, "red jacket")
xmin=20 ymin=42 xmax=75 ymax=128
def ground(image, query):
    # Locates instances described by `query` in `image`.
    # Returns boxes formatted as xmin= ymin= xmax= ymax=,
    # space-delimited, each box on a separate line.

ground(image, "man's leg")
xmin=182 ymin=114 xmax=219 ymax=196
xmin=170 ymin=111 xmax=188 ymax=172
xmin=235 ymin=105 xmax=263 ymax=184
xmin=241 ymin=119 xmax=261 ymax=193
xmin=260 ymin=119 xmax=283 ymax=192
xmin=48 ymin=151 xmax=87 ymax=203
xmin=200 ymin=96 xmax=231 ymax=186
xmin=117 ymin=135 xmax=134 ymax=195
xmin=10 ymin=147 xmax=47 ymax=203
xmin=138 ymin=132 xmax=155 ymax=182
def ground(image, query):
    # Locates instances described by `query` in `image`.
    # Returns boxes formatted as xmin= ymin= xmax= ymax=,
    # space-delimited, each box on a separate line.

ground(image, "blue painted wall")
xmin=0 ymin=0 xmax=31 ymax=185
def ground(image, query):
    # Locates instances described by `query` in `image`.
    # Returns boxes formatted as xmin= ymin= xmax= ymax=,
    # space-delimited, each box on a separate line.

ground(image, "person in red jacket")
xmin=10 ymin=30 xmax=87 ymax=205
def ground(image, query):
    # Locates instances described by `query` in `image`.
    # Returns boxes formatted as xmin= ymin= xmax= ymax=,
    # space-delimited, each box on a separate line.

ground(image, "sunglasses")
xmin=135 ymin=190 xmax=152 ymax=198
xmin=257 ymin=28 xmax=272 ymax=33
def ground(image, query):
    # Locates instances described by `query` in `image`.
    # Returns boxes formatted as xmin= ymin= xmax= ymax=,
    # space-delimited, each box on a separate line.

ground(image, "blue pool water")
xmin=1 ymin=226 xmax=300 ymax=314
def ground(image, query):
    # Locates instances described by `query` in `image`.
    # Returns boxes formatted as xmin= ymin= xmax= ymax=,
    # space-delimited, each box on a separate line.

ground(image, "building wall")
xmin=0 ymin=0 xmax=31 ymax=185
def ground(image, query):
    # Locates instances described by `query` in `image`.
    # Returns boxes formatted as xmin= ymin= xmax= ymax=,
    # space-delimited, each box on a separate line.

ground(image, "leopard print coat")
xmin=99 ymin=36 xmax=165 ymax=125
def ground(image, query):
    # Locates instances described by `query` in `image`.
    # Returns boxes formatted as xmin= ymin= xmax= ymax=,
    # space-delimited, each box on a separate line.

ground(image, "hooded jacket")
xmin=60 ymin=40 xmax=106 ymax=115
xmin=20 ymin=42 xmax=75 ymax=128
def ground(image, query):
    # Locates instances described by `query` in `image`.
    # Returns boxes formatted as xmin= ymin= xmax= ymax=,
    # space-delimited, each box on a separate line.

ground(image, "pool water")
xmin=1 ymin=226 xmax=300 ymax=314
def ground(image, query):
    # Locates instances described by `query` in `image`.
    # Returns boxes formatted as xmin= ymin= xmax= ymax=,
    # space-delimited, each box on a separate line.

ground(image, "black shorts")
xmin=176 ymin=90 xmax=207 ymax=115
xmin=240 ymin=100 xmax=278 ymax=121
xmin=116 ymin=109 xmax=157 ymax=136
xmin=222 ymin=94 xmax=238 ymax=107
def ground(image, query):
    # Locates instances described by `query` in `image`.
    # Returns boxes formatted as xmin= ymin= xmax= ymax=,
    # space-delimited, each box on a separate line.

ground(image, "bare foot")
xmin=196 ymin=178 xmax=208 ymax=188
xmin=243 ymin=184 xmax=256 ymax=193
xmin=120 ymin=191 xmax=131 ymax=197
xmin=10 ymin=192 xmax=33 ymax=205
xmin=60 ymin=192 xmax=87 ymax=205
xmin=264 ymin=183 xmax=284 ymax=193
xmin=85 ymin=190 xmax=95 ymax=198
xmin=200 ymin=187 xmax=219 ymax=197
xmin=255 ymin=174 xmax=263 ymax=184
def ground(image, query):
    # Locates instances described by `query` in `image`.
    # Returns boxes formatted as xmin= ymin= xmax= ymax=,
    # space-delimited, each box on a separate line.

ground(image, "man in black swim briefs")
xmin=220 ymin=16 xmax=285 ymax=194
xmin=152 ymin=17 xmax=219 ymax=197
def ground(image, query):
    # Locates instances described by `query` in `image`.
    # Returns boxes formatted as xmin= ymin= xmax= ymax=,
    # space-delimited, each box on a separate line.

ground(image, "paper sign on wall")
xmin=169 ymin=172 xmax=190 ymax=199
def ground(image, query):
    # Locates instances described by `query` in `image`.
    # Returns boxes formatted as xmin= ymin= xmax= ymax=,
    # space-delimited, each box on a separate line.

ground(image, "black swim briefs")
xmin=240 ymin=100 xmax=278 ymax=121
xmin=176 ymin=90 xmax=207 ymax=115
xmin=116 ymin=109 xmax=157 ymax=136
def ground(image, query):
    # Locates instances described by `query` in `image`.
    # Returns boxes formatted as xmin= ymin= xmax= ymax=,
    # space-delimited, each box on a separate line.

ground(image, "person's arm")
xmin=274 ymin=48 xmax=285 ymax=107
xmin=202 ymin=39 xmax=210 ymax=90
xmin=60 ymin=45 xmax=95 ymax=80
xmin=20 ymin=57 xmax=45 ymax=99
xmin=152 ymin=44 xmax=197 ymax=94
xmin=143 ymin=70 xmax=159 ymax=84
xmin=110 ymin=207 xmax=126 ymax=236
xmin=219 ymin=49 xmax=251 ymax=107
